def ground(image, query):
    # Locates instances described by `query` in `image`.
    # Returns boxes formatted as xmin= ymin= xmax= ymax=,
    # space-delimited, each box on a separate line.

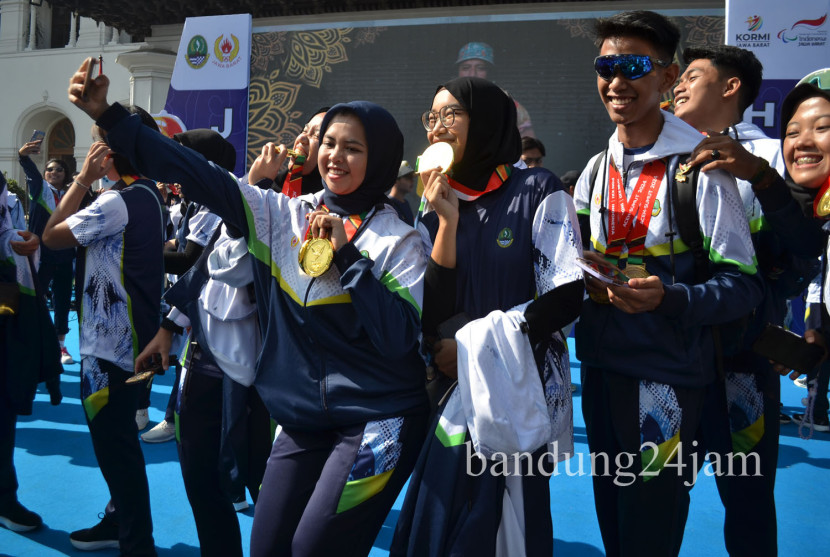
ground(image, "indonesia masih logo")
xmin=186 ymin=35 xmax=209 ymax=69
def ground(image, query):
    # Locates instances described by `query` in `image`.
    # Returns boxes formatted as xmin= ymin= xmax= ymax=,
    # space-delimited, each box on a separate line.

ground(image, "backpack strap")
xmin=667 ymin=154 xmax=707 ymax=283
xmin=580 ymin=149 xmax=607 ymax=249
xmin=668 ymin=155 xmax=734 ymax=380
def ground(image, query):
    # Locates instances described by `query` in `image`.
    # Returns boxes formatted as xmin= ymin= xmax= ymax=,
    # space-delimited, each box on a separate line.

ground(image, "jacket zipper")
xmin=303 ymin=277 xmax=328 ymax=412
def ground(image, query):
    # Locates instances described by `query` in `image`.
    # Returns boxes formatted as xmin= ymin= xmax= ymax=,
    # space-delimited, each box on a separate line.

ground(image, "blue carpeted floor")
xmin=2 ymin=317 xmax=829 ymax=556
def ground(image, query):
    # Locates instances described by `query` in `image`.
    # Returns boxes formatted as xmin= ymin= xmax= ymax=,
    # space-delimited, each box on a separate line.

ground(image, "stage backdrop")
xmin=246 ymin=12 xmax=725 ymax=179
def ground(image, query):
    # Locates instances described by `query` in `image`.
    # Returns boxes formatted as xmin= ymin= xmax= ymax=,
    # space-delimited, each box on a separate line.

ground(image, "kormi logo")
xmin=735 ymin=14 xmax=770 ymax=47
xmin=746 ymin=15 xmax=763 ymax=31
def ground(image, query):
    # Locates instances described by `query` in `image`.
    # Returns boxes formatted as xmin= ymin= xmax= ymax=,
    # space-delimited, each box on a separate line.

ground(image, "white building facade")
xmin=0 ymin=0 xmax=180 ymax=192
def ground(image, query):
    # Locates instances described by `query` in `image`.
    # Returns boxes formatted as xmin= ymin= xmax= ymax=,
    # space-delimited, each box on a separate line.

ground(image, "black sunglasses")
xmin=45 ymin=166 xmax=64 ymax=172
xmin=594 ymin=54 xmax=669 ymax=81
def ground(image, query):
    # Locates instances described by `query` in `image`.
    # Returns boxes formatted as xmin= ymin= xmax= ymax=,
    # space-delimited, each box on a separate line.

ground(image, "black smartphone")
xmin=82 ymin=56 xmax=98 ymax=101
xmin=751 ymin=324 xmax=825 ymax=374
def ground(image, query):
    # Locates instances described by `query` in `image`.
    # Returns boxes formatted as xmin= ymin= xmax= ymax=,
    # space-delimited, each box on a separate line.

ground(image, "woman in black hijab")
xmin=272 ymin=107 xmax=330 ymax=197
xmin=391 ymin=77 xmax=585 ymax=557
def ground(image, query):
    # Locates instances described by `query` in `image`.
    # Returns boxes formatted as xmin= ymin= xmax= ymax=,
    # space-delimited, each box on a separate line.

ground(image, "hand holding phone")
xmin=575 ymin=257 xmax=629 ymax=286
xmin=82 ymin=56 xmax=98 ymax=101
xmin=752 ymin=324 xmax=826 ymax=376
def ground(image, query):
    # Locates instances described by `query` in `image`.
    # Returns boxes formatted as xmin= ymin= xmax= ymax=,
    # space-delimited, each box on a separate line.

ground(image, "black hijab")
xmin=174 ymin=129 xmax=236 ymax=172
xmin=318 ymin=101 xmax=403 ymax=215
xmin=275 ymin=107 xmax=330 ymax=195
xmin=778 ymin=82 xmax=830 ymax=217
xmin=439 ymin=77 xmax=521 ymax=192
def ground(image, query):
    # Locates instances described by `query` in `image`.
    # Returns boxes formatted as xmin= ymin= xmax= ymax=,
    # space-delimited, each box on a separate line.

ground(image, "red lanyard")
xmin=282 ymin=155 xmax=307 ymax=198
xmin=605 ymin=159 xmax=665 ymax=264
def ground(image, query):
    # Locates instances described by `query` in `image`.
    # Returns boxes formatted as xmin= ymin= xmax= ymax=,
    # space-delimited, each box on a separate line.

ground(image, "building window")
xmin=49 ymin=118 xmax=76 ymax=173
xmin=50 ymin=6 xmax=73 ymax=49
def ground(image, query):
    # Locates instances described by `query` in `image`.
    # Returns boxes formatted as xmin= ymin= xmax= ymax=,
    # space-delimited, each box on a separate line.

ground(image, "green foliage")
xmin=3 ymin=172 xmax=28 ymax=213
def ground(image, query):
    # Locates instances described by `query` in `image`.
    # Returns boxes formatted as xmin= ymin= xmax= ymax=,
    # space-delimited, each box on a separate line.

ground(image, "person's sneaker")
xmin=233 ymin=496 xmax=249 ymax=512
xmin=135 ymin=408 xmax=149 ymax=431
xmin=0 ymin=500 xmax=43 ymax=532
xmin=70 ymin=513 xmax=119 ymax=551
xmin=792 ymin=413 xmax=830 ymax=432
xmin=140 ymin=420 xmax=176 ymax=443
xmin=60 ymin=346 xmax=75 ymax=365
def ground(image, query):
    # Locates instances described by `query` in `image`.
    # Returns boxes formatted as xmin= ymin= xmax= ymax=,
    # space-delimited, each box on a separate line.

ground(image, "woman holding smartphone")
xmin=68 ymin=58 xmax=429 ymax=556
xmin=18 ymin=137 xmax=76 ymax=366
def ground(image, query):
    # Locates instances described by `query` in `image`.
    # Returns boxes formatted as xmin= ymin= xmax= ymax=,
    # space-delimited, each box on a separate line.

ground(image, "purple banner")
xmin=746 ymin=79 xmax=800 ymax=139
xmin=164 ymin=87 xmax=249 ymax=177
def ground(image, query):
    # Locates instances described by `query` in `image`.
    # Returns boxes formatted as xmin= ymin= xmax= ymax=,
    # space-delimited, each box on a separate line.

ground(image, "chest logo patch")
xmin=290 ymin=236 xmax=299 ymax=248
xmin=593 ymin=192 xmax=602 ymax=206
xmin=652 ymin=199 xmax=662 ymax=217
xmin=497 ymin=228 xmax=514 ymax=248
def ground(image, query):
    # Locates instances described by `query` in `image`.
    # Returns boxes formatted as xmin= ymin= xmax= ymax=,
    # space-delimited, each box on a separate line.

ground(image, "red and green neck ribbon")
xmin=282 ymin=154 xmax=307 ymax=198
xmin=447 ymin=164 xmax=512 ymax=202
xmin=307 ymin=204 xmax=368 ymax=243
xmin=605 ymin=159 xmax=665 ymax=266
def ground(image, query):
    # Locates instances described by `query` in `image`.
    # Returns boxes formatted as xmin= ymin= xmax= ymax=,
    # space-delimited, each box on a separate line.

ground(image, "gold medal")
xmin=624 ymin=263 xmax=650 ymax=279
xmin=817 ymin=188 xmax=830 ymax=217
xmin=125 ymin=369 xmax=158 ymax=384
xmin=299 ymin=237 xmax=334 ymax=277
xmin=588 ymin=290 xmax=612 ymax=304
xmin=278 ymin=146 xmax=303 ymax=158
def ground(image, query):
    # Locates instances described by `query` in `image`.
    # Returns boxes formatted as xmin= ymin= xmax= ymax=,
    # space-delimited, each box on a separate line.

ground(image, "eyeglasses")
xmin=421 ymin=106 xmax=466 ymax=131
xmin=45 ymin=166 xmax=64 ymax=172
xmin=594 ymin=54 xmax=669 ymax=82
xmin=523 ymin=157 xmax=543 ymax=165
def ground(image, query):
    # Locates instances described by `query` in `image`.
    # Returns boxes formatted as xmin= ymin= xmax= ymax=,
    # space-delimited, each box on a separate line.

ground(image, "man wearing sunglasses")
xmin=573 ymin=11 xmax=763 ymax=557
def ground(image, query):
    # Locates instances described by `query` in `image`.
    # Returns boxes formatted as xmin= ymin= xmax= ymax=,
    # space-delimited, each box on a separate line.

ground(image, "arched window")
xmin=48 ymin=117 xmax=76 ymax=174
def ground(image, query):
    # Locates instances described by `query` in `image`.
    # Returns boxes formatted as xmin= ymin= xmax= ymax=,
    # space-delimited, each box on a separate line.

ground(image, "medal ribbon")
xmin=282 ymin=154 xmax=307 ymax=198
xmin=605 ymin=159 xmax=665 ymax=265
xmin=304 ymin=204 xmax=367 ymax=243
xmin=812 ymin=176 xmax=830 ymax=218
xmin=121 ymin=174 xmax=140 ymax=186
xmin=446 ymin=164 xmax=512 ymax=202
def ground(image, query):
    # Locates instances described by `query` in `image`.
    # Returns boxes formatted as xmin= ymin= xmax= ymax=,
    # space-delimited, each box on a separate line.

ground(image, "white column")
xmin=24 ymin=3 xmax=35 ymax=51
xmin=66 ymin=11 xmax=78 ymax=48
xmin=74 ymin=16 xmax=102 ymax=48
xmin=0 ymin=0 xmax=29 ymax=53
xmin=117 ymin=48 xmax=177 ymax=113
